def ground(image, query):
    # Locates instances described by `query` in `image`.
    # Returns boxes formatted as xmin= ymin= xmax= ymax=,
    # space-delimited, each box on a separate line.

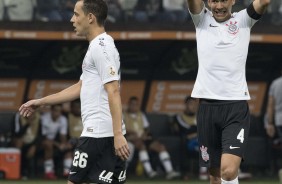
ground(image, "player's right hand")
xmin=19 ymin=99 xmax=40 ymax=118
xmin=114 ymin=134 xmax=130 ymax=161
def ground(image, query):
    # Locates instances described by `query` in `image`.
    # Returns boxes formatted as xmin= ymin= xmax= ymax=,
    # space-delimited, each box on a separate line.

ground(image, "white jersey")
xmin=80 ymin=32 xmax=126 ymax=138
xmin=41 ymin=113 xmax=68 ymax=140
xmin=189 ymin=5 xmax=258 ymax=100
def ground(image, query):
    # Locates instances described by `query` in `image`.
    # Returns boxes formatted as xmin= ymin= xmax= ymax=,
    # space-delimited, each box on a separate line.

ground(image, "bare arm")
xmin=104 ymin=80 xmax=130 ymax=160
xmin=187 ymin=0 xmax=204 ymax=14
xmin=19 ymin=80 xmax=81 ymax=117
xmin=253 ymin=0 xmax=271 ymax=15
xmin=105 ymin=80 xmax=123 ymax=136
xmin=39 ymin=80 xmax=82 ymax=106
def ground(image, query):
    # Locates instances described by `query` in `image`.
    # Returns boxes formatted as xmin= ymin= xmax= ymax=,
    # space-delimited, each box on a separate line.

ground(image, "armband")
xmin=247 ymin=2 xmax=262 ymax=20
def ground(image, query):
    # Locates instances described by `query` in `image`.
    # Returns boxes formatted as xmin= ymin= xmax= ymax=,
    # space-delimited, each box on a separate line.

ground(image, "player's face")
xmin=70 ymin=1 xmax=90 ymax=37
xmin=208 ymin=0 xmax=235 ymax=22
xmin=51 ymin=106 xmax=62 ymax=121
xmin=128 ymin=100 xmax=139 ymax=113
xmin=185 ymin=100 xmax=198 ymax=115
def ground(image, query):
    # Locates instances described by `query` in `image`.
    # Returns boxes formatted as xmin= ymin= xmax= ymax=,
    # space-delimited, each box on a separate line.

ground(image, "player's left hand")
xmin=19 ymin=99 xmax=40 ymax=118
xmin=114 ymin=134 xmax=130 ymax=161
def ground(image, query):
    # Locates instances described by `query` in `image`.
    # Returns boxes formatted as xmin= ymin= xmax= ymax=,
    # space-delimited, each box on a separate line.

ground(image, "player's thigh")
xmin=221 ymin=153 xmax=241 ymax=172
xmin=68 ymin=137 xmax=96 ymax=183
xmin=222 ymin=101 xmax=250 ymax=158
xmin=197 ymin=103 xmax=221 ymax=168
xmin=88 ymin=137 xmax=126 ymax=184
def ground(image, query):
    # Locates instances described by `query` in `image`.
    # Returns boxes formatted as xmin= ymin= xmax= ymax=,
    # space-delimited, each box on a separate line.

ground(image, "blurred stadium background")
xmin=0 ymin=0 xmax=282 ymax=183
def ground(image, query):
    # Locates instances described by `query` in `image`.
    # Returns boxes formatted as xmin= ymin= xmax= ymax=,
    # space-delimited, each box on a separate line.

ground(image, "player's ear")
xmin=207 ymin=0 xmax=212 ymax=8
xmin=232 ymin=0 xmax=236 ymax=5
xmin=88 ymin=13 xmax=96 ymax=24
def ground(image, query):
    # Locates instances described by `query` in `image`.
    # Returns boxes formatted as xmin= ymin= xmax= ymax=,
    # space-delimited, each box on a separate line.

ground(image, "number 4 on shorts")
xmin=237 ymin=128 xmax=244 ymax=143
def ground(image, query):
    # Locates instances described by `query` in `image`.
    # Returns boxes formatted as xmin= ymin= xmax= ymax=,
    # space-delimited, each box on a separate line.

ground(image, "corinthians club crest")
xmin=225 ymin=21 xmax=239 ymax=35
xmin=200 ymin=145 xmax=210 ymax=162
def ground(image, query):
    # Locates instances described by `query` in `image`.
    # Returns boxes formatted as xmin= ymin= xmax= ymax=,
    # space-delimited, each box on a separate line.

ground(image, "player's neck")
xmin=87 ymin=27 xmax=106 ymax=42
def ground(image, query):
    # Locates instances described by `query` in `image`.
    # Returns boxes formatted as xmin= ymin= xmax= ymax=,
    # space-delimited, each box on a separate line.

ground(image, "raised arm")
xmin=187 ymin=0 xmax=204 ymax=14
xmin=253 ymin=0 xmax=271 ymax=15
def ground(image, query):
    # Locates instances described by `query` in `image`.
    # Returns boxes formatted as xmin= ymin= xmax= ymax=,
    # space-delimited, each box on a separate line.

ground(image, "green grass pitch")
xmin=0 ymin=179 xmax=280 ymax=184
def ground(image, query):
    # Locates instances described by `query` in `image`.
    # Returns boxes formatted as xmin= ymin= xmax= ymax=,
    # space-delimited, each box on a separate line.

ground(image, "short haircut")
xmin=128 ymin=96 xmax=138 ymax=102
xmin=79 ymin=0 xmax=108 ymax=26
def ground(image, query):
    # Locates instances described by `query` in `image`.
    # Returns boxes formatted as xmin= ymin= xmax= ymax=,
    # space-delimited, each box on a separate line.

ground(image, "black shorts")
xmin=68 ymin=137 xmax=126 ymax=184
xmin=197 ymin=99 xmax=250 ymax=168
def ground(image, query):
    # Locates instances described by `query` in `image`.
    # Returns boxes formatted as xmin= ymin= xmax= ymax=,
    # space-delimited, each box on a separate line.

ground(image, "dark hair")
xmin=80 ymin=0 xmax=108 ymax=26
xmin=129 ymin=96 xmax=138 ymax=102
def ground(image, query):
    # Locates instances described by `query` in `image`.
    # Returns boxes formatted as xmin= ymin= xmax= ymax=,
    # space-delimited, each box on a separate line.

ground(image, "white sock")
xmin=159 ymin=151 xmax=173 ymax=173
xmin=63 ymin=158 xmax=72 ymax=173
xmin=44 ymin=159 xmax=54 ymax=173
xmin=221 ymin=176 xmax=239 ymax=184
xmin=199 ymin=167 xmax=207 ymax=173
xmin=139 ymin=150 xmax=153 ymax=174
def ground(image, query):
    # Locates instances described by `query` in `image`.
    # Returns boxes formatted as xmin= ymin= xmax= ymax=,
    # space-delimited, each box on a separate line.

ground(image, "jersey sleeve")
xmin=91 ymin=42 xmax=120 ymax=85
xmin=188 ymin=3 xmax=206 ymax=27
xmin=79 ymin=74 xmax=83 ymax=81
xmin=237 ymin=5 xmax=259 ymax=28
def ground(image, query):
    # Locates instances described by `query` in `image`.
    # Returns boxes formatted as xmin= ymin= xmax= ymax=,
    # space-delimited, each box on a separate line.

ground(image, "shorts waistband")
xmin=199 ymin=98 xmax=243 ymax=105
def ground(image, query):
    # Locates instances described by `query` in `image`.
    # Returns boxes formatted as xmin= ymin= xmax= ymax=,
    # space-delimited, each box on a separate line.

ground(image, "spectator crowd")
xmin=0 ymin=0 xmax=281 ymax=25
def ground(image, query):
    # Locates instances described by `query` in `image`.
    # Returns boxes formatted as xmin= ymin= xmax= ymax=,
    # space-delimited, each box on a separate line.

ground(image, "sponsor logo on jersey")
xmin=109 ymin=66 xmax=116 ymax=76
xmin=99 ymin=37 xmax=105 ymax=46
xmin=99 ymin=170 xmax=113 ymax=183
xmin=229 ymin=145 xmax=240 ymax=149
xmin=209 ymin=24 xmax=218 ymax=27
xmin=69 ymin=171 xmax=77 ymax=175
xmin=118 ymin=170 xmax=126 ymax=182
xmin=200 ymin=145 xmax=209 ymax=162
xmin=99 ymin=41 xmax=105 ymax=46
xmin=87 ymin=127 xmax=93 ymax=132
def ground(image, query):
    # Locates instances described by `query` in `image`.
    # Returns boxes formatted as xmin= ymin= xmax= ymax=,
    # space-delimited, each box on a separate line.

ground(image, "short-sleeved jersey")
xmin=268 ymin=76 xmax=282 ymax=126
xmin=189 ymin=5 xmax=258 ymax=100
xmin=41 ymin=113 xmax=68 ymax=140
xmin=80 ymin=32 xmax=126 ymax=138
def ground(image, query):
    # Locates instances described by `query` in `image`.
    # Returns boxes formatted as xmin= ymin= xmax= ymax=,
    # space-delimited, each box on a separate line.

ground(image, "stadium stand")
xmin=146 ymin=113 xmax=174 ymax=137
xmin=0 ymin=111 xmax=16 ymax=147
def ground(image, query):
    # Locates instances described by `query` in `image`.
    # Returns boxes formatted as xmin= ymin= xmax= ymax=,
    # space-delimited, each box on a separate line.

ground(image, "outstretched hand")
xmin=114 ymin=134 xmax=130 ymax=161
xmin=19 ymin=99 xmax=40 ymax=118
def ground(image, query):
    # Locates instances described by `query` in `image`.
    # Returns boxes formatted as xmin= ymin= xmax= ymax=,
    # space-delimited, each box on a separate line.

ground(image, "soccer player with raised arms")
xmin=186 ymin=0 xmax=270 ymax=183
